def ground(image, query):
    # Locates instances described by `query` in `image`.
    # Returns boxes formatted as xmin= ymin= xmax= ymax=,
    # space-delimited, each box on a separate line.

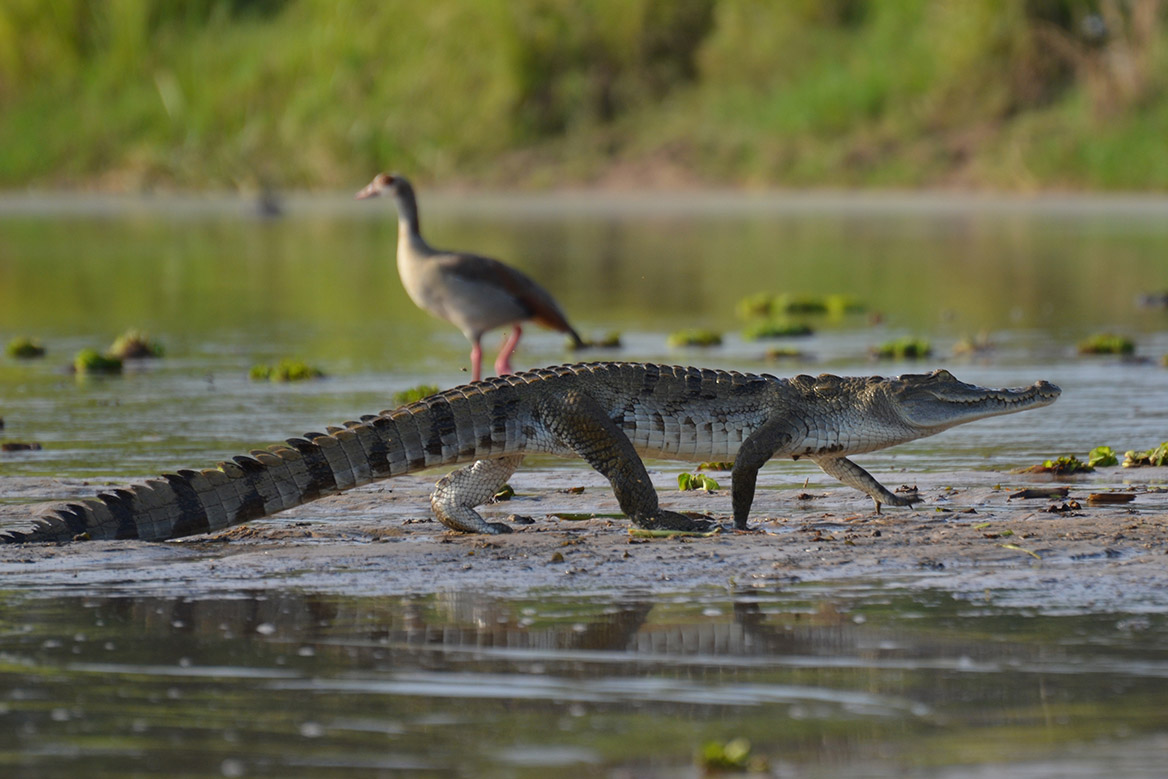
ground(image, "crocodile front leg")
xmin=539 ymin=389 xmax=712 ymax=532
xmin=811 ymin=455 xmax=918 ymax=513
xmin=731 ymin=417 xmax=796 ymax=530
xmin=430 ymin=455 xmax=524 ymax=534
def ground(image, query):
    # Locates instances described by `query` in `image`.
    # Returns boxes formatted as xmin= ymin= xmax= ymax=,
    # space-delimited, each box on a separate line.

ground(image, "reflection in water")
xmin=2 ymin=586 xmax=1167 ymax=777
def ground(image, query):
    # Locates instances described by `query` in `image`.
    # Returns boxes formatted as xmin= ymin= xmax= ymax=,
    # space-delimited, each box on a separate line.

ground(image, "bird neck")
xmin=393 ymin=184 xmax=423 ymax=241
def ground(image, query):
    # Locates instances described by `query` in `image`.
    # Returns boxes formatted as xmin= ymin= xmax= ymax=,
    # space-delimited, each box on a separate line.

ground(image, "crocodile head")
xmin=885 ymin=369 xmax=1061 ymax=433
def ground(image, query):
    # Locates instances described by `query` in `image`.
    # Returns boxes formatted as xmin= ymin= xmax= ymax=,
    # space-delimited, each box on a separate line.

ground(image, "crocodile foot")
xmin=876 ymin=490 xmax=920 ymax=514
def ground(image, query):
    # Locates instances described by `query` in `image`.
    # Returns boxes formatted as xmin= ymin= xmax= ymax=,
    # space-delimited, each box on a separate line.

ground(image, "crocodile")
xmin=0 ymin=362 xmax=1059 ymax=544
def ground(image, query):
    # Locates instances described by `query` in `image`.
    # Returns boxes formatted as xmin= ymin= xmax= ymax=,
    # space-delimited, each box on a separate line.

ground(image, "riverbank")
xmin=3 ymin=2 xmax=1168 ymax=192
xmin=3 ymin=468 xmax=1167 ymax=612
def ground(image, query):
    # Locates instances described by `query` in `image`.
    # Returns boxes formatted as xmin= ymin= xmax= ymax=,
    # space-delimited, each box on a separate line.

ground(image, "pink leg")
xmin=470 ymin=339 xmax=483 ymax=383
xmin=494 ymin=325 xmax=522 ymax=376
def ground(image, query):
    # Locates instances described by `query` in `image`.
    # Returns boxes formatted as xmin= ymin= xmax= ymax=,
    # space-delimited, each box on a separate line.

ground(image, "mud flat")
xmin=0 ymin=466 xmax=1164 ymax=612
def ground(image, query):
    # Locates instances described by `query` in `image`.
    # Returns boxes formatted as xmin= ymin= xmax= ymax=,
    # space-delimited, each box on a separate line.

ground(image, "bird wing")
xmin=434 ymin=252 xmax=582 ymax=343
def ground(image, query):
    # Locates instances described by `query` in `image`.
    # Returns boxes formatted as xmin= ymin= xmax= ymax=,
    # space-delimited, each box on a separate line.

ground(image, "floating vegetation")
xmin=824 ymin=293 xmax=866 ymax=316
xmin=1077 ymin=333 xmax=1135 ymax=355
xmin=697 ymin=461 xmax=734 ymax=471
xmin=871 ymin=337 xmax=932 ymax=360
xmin=392 ymin=384 xmax=440 ymax=405
xmin=569 ymin=331 xmax=622 ymax=350
xmin=778 ymin=295 xmax=828 ymax=315
xmin=741 ymin=320 xmax=813 ymax=341
xmin=1123 ymin=442 xmax=1168 ymax=467
xmin=765 ymin=346 xmax=805 ymax=360
xmin=667 ymin=329 xmax=722 ymax=348
xmin=73 ymin=348 xmax=123 ymax=375
xmin=735 ymin=292 xmax=776 ymax=319
xmin=6 ymin=336 xmax=46 ymax=359
xmin=737 ymin=293 xmax=865 ymax=323
xmin=1018 ymin=455 xmax=1093 ymax=475
xmin=109 ymin=329 xmax=164 ymax=359
xmin=1088 ymin=445 xmax=1118 ymax=468
xmin=697 ymin=738 xmax=768 ymax=773
xmin=249 ymin=359 xmax=324 ymax=382
xmin=678 ymin=472 xmax=720 ymax=492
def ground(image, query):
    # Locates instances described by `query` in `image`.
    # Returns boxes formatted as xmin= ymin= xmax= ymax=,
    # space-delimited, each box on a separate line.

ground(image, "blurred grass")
xmin=0 ymin=0 xmax=1165 ymax=191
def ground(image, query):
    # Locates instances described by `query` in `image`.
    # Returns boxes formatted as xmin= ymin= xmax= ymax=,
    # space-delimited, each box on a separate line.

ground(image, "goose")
xmin=357 ymin=173 xmax=585 ymax=381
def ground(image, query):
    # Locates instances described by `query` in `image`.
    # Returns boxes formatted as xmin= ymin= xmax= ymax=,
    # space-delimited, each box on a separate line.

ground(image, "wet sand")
xmin=3 ymin=465 xmax=1167 ymax=612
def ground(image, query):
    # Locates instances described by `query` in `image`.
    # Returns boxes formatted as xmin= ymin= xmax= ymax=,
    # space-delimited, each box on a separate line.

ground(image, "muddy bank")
xmin=2 ymin=467 xmax=1167 ymax=611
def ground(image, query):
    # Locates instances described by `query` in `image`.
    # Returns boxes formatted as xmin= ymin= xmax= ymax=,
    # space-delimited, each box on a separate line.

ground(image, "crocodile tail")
xmin=1 ymin=380 xmax=520 ymax=544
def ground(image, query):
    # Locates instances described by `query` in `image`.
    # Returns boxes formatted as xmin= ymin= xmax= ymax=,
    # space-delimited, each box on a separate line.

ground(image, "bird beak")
xmin=354 ymin=182 xmax=380 ymax=200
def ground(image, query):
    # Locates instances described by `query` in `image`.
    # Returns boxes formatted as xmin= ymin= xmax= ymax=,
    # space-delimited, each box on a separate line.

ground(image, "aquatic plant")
xmin=109 ymin=329 xmax=164 ymax=359
xmin=741 ymin=320 xmax=813 ymax=341
xmin=249 ymin=359 xmax=324 ymax=382
xmin=667 ymin=329 xmax=722 ymax=348
xmin=392 ymin=384 xmax=440 ymax=405
xmin=698 ymin=738 xmax=768 ymax=772
xmin=776 ymin=294 xmax=828 ymax=315
xmin=736 ymin=293 xmax=776 ymax=319
xmin=825 ymin=293 xmax=866 ymax=316
xmin=765 ymin=347 xmax=805 ymax=360
xmin=1087 ymin=446 xmax=1118 ymax=468
xmin=568 ymin=331 xmax=622 ymax=350
xmin=73 ymin=348 xmax=123 ymax=375
xmin=678 ymin=472 xmax=720 ymax=492
xmin=1019 ymin=455 xmax=1093 ymax=475
xmin=6 ymin=336 xmax=45 ymax=359
xmin=1123 ymin=442 xmax=1168 ymax=467
xmin=1077 ymin=333 xmax=1135 ymax=355
xmin=871 ymin=337 xmax=932 ymax=360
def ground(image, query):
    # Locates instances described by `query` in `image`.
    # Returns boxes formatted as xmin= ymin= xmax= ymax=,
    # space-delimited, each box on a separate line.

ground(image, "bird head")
xmin=355 ymin=172 xmax=407 ymax=200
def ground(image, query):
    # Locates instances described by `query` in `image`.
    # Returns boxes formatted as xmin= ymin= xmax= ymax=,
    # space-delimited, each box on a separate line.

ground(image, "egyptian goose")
xmin=357 ymin=173 xmax=585 ymax=382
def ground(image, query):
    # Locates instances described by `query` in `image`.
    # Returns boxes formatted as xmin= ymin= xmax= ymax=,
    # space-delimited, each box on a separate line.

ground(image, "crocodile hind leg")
xmin=811 ymin=455 xmax=918 ymax=513
xmin=431 ymin=455 xmax=525 ymax=534
xmin=539 ymin=389 xmax=713 ymax=532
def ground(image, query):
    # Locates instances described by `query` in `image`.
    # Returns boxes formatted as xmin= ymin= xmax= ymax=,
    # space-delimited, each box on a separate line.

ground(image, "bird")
xmin=356 ymin=173 xmax=585 ymax=382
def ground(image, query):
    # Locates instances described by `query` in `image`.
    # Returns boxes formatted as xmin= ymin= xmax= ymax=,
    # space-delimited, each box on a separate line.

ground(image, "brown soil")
xmin=2 ymin=468 xmax=1167 ymax=609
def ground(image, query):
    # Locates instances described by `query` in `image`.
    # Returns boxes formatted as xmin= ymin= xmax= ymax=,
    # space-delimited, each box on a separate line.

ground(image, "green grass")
xmin=2 ymin=0 xmax=1167 ymax=190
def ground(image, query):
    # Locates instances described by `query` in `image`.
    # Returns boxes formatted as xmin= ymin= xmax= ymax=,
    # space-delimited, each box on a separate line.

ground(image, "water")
xmin=1 ymin=585 xmax=1167 ymax=777
xmin=1 ymin=192 xmax=1166 ymax=480
xmin=2 ymin=192 xmax=1168 ymax=776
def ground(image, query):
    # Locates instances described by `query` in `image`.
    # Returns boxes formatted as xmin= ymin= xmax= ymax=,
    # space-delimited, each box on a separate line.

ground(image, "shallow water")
xmin=1 ymin=584 xmax=1167 ymax=777
xmin=1 ymin=192 xmax=1166 ymax=482
xmin=2 ymin=193 xmax=1168 ymax=776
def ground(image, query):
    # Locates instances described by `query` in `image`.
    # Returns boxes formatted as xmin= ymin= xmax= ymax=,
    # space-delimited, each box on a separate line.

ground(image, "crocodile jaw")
xmin=889 ymin=369 xmax=1061 ymax=433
